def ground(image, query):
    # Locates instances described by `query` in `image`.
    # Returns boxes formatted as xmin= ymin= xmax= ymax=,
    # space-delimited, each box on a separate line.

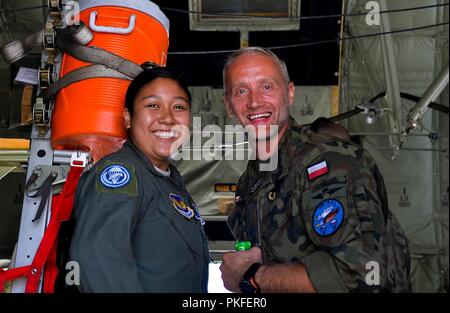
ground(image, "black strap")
xmin=27 ymin=172 xmax=58 ymax=222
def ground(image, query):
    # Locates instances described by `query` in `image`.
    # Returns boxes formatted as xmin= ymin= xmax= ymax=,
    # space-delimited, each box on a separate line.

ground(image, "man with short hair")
xmin=220 ymin=47 xmax=411 ymax=293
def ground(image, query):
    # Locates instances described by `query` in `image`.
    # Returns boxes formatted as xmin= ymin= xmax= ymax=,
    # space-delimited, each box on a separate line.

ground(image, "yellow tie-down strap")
xmin=0 ymin=138 xmax=30 ymax=150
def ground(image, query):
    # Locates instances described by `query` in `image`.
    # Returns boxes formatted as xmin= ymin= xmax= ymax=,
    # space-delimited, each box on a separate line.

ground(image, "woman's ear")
xmin=123 ymin=108 xmax=131 ymax=129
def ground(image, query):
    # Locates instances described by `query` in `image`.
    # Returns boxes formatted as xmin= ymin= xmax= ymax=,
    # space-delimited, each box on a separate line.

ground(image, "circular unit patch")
xmin=312 ymin=199 xmax=344 ymax=237
xmin=100 ymin=164 xmax=131 ymax=188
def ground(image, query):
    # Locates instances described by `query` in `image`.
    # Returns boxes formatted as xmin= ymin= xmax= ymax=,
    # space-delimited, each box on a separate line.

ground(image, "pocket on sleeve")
xmin=302 ymin=175 xmax=359 ymax=248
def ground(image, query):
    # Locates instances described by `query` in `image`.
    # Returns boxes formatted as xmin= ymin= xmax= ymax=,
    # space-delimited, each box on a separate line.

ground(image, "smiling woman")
xmin=123 ymin=69 xmax=192 ymax=170
xmin=69 ymin=68 xmax=210 ymax=293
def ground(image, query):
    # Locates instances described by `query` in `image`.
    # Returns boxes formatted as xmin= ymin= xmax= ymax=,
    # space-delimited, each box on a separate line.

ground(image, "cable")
xmin=161 ymin=3 xmax=449 ymax=20
xmin=329 ymin=108 xmax=365 ymax=122
xmin=8 ymin=3 xmax=449 ymax=56
xmin=370 ymin=91 xmax=449 ymax=115
xmin=10 ymin=2 xmax=449 ymax=18
xmin=303 ymin=88 xmax=449 ymax=127
xmin=9 ymin=5 xmax=44 ymax=13
xmin=302 ymin=107 xmax=364 ymax=127
xmin=169 ymin=21 xmax=449 ymax=55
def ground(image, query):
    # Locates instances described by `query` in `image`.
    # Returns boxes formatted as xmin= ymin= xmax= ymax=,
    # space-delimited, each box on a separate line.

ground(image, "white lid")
xmin=78 ymin=0 xmax=170 ymax=36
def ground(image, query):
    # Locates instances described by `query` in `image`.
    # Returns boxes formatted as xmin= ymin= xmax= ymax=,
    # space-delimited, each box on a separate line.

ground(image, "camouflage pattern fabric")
xmin=228 ymin=117 xmax=411 ymax=292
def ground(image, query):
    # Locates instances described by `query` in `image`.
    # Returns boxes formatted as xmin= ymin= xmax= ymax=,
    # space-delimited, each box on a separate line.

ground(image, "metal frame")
xmin=10 ymin=1 xmax=67 ymax=293
xmin=379 ymin=0 xmax=403 ymax=147
xmin=407 ymin=64 xmax=449 ymax=126
xmin=11 ymin=127 xmax=54 ymax=293
xmin=189 ymin=0 xmax=301 ymax=31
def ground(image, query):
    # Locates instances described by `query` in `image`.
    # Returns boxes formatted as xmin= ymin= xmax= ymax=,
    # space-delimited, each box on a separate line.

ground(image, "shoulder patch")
xmin=100 ymin=164 xmax=131 ymax=188
xmin=96 ymin=161 xmax=137 ymax=196
xmin=307 ymin=161 xmax=328 ymax=180
xmin=313 ymin=199 xmax=344 ymax=236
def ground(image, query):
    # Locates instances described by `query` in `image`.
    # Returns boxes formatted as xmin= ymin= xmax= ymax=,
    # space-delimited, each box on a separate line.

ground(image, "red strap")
xmin=43 ymin=243 xmax=58 ymax=293
xmin=0 ymin=166 xmax=83 ymax=293
xmin=25 ymin=165 xmax=83 ymax=293
xmin=42 ymin=194 xmax=63 ymax=293
xmin=0 ymin=266 xmax=30 ymax=292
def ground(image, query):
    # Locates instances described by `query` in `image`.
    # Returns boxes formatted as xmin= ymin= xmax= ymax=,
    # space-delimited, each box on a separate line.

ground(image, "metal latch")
xmin=33 ymin=98 xmax=53 ymax=136
xmin=39 ymin=64 xmax=55 ymax=89
xmin=43 ymin=23 xmax=57 ymax=54
xmin=48 ymin=0 xmax=63 ymax=25
xmin=26 ymin=165 xmax=70 ymax=195
xmin=70 ymin=151 xmax=90 ymax=168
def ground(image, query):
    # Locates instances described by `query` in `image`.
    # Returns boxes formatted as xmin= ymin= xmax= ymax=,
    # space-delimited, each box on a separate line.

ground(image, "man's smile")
xmin=247 ymin=112 xmax=272 ymax=121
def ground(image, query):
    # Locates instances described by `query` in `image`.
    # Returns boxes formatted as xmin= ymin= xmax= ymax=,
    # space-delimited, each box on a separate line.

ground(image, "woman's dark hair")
xmin=125 ymin=67 xmax=192 ymax=116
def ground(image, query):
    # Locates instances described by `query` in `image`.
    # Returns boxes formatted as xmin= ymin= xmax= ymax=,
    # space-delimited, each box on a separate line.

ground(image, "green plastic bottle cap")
xmin=235 ymin=241 xmax=252 ymax=251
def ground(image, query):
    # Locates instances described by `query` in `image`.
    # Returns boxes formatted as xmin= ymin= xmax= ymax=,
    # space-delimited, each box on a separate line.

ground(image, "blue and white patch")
xmin=100 ymin=164 xmax=131 ymax=188
xmin=313 ymin=199 xmax=344 ymax=237
xmin=191 ymin=202 xmax=205 ymax=225
xmin=169 ymin=193 xmax=194 ymax=219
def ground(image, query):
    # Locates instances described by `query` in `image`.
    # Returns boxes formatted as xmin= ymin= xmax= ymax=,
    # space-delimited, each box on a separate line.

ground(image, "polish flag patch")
xmin=307 ymin=161 xmax=328 ymax=180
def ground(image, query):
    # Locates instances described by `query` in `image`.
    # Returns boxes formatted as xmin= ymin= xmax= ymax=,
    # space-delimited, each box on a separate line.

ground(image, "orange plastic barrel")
xmin=52 ymin=0 xmax=169 ymax=162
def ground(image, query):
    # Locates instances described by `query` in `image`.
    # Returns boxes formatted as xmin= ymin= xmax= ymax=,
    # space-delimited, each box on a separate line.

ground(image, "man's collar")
xmin=248 ymin=116 xmax=304 ymax=179
xmin=277 ymin=117 xmax=300 ymax=178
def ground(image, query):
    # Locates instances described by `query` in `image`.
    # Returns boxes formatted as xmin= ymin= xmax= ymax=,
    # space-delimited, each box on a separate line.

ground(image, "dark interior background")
xmin=153 ymin=0 xmax=342 ymax=87
xmin=0 ymin=0 xmax=342 ymax=138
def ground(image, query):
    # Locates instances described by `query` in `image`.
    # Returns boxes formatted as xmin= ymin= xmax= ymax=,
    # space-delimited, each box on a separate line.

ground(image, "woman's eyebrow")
xmin=140 ymin=95 xmax=160 ymax=101
xmin=174 ymin=96 xmax=189 ymax=103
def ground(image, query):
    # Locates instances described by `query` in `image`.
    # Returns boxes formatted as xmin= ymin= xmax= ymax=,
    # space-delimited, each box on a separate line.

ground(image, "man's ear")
xmin=287 ymin=82 xmax=295 ymax=107
xmin=224 ymin=96 xmax=233 ymax=118
xmin=123 ymin=108 xmax=131 ymax=129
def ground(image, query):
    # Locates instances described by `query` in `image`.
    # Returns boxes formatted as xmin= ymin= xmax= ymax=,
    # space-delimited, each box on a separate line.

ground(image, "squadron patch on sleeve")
xmin=169 ymin=193 xmax=194 ymax=219
xmin=100 ymin=165 xmax=131 ymax=188
xmin=96 ymin=161 xmax=137 ymax=196
xmin=313 ymin=199 xmax=344 ymax=237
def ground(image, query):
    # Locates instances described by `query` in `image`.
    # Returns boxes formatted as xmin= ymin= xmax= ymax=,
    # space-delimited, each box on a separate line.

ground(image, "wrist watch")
xmin=239 ymin=263 xmax=261 ymax=294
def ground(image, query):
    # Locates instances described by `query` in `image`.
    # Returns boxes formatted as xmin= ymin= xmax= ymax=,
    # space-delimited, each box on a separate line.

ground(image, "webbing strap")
xmin=25 ymin=165 xmax=84 ymax=293
xmin=1 ymin=24 xmax=145 ymax=100
xmin=0 ymin=266 xmax=30 ymax=292
xmin=0 ymin=165 xmax=84 ymax=293
xmin=55 ymin=33 xmax=143 ymax=78
xmin=1 ymin=24 xmax=143 ymax=80
xmin=41 ymin=64 xmax=132 ymax=98
xmin=0 ymin=30 xmax=43 ymax=64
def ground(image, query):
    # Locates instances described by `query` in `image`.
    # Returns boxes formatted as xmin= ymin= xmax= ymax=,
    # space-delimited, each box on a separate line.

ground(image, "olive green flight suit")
xmin=70 ymin=141 xmax=209 ymax=292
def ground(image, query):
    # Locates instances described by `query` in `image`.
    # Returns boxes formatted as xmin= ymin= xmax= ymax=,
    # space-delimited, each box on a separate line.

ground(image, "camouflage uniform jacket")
xmin=228 ymin=117 xmax=411 ymax=292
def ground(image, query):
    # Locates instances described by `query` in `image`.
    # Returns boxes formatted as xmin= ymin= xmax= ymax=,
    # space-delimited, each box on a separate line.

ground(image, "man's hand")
xmin=220 ymin=247 xmax=262 ymax=292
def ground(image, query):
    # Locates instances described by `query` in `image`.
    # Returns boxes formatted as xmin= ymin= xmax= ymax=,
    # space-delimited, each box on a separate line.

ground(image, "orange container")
xmin=52 ymin=0 xmax=169 ymax=162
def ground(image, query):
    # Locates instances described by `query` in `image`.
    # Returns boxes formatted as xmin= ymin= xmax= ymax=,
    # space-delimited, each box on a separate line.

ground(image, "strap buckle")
xmin=43 ymin=23 xmax=57 ymax=55
xmin=33 ymin=98 xmax=53 ymax=136
xmin=48 ymin=0 xmax=63 ymax=25
xmin=39 ymin=64 xmax=55 ymax=89
xmin=70 ymin=151 xmax=89 ymax=168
